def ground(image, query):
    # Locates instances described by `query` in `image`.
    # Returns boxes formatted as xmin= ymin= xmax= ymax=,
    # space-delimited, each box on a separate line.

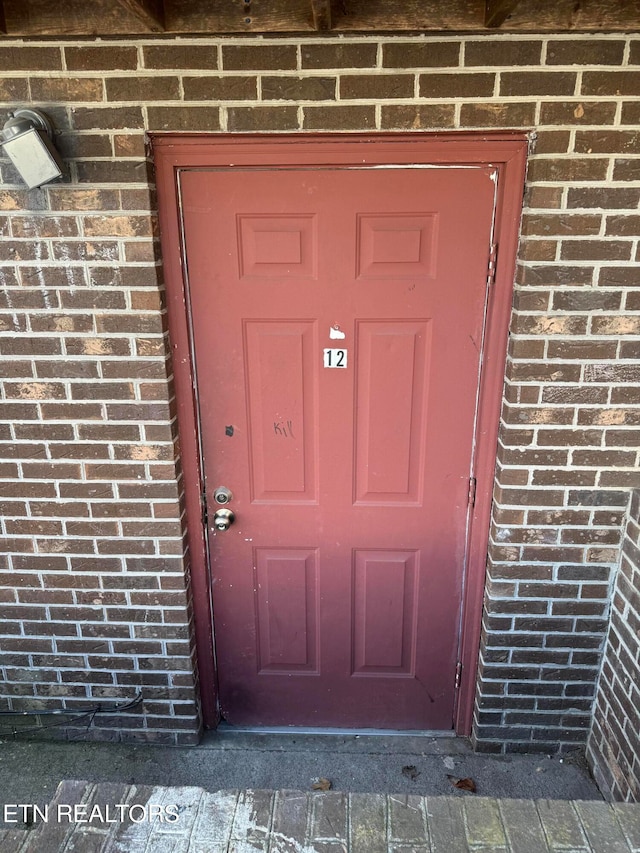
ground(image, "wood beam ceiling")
xmin=485 ymin=0 xmax=520 ymax=28
xmin=114 ymin=0 xmax=165 ymax=32
xmin=2 ymin=0 xmax=639 ymax=37
xmin=311 ymin=0 xmax=331 ymax=31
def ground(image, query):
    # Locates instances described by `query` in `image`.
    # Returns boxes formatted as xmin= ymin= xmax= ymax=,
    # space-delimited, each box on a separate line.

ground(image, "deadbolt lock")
xmin=213 ymin=508 xmax=235 ymax=531
xmin=213 ymin=486 xmax=233 ymax=505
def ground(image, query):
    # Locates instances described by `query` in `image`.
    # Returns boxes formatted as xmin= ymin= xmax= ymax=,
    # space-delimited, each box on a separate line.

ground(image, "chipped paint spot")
xmin=130 ymin=445 xmax=161 ymax=461
xmin=82 ymin=338 xmax=110 ymax=355
xmin=53 ymin=316 xmax=75 ymax=332
xmin=16 ymin=382 xmax=52 ymax=400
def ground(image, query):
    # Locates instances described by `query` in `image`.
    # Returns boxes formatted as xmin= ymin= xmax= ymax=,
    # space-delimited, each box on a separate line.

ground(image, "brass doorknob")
xmin=213 ymin=508 xmax=235 ymax=531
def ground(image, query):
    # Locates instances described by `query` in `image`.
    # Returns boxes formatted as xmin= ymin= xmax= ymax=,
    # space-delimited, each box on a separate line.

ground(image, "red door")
xmin=181 ymin=162 xmax=496 ymax=729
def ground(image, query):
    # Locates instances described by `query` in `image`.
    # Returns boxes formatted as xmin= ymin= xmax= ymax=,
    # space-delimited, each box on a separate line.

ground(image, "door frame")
xmin=152 ymin=132 xmax=528 ymax=735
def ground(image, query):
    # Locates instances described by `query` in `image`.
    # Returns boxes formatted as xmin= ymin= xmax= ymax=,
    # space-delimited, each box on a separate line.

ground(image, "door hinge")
xmin=487 ymin=242 xmax=498 ymax=287
xmin=455 ymin=661 xmax=463 ymax=690
xmin=468 ymin=477 xmax=477 ymax=508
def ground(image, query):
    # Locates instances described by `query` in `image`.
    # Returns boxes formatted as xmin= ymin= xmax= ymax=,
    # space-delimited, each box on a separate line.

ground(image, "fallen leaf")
xmin=402 ymin=765 xmax=420 ymax=780
xmin=311 ymin=778 xmax=332 ymax=791
xmin=447 ymin=775 xmax=476 ymax=793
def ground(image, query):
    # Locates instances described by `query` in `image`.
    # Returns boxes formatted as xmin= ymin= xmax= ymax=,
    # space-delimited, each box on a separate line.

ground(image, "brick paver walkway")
xmin=1 ymin=781 xmax=639 ymax=852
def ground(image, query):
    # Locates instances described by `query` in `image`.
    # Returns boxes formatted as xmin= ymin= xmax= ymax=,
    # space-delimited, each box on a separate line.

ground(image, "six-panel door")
xmin=180 ymin=164 xmax=496 ymax=729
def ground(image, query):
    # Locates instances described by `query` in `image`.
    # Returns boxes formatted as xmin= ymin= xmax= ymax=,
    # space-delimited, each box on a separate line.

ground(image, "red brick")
xmin=533 ymin=131 xmax=571 ymax=154
xmin=30 ymin=78 xmax=103 ymax=102
xmin=106 ymin=77 xmax=180 ymax=101
xmin=501 ymin=72 xmax=576 ymax=96
xmin=513 ymin=315 xmax=588 ymax=335
xmin=527 ymin=158 xmax=609 ymax=182
xmin=613 ymin=159 xmax=640 ymax=182
xmin=591 ymin=315 xmax=640 ymax=335
xmin=0 ymin=78 xmax=31 ymax=100
xmin=120 ymin=188 xmax=157 ymax=210
xmin=113 ymin=134 xmax=146 ymax=158
xmin=575 ymin=130 xmax=640 ymax=154
xmin=0 ymin=240 xmax=50 ymax=262
xmin=183 ymin=76 xmax=257 ymax=101
xmin=0 ymin=190 xmax=47 ymax=212
xmin=525 ymin=187 xmax=564 ymax=209
xmin=307 ymin=104 xmax=376 ymax=131
xmin=621 ymin=102 xmax=640 ymax=125
xmin=342 ymin=74 xmax=414 ymax=99
xmin=510 ymin=363 xmax=581 ymax=383
xmin=539 ymin=101 xmax=617 ymax=126
xmin=222 ymin=44 xmax=297 ymax=71
xmin=519 ymin=241 xmax=557 ymax=262
xmin=76 ymin=160 xmax=153 ymax=184
xmin=71 ymin=382 xmax=135 ymax=401
xmin=568 ymin=187 xmax=640 ymax=209
xmin=600 ymin=471 xmax=640 ymax=488
xmin=503 ymin=404 xmax=576 ymax=425
xmin=560 ymin=240 xmax=632 ymax=261
xmin=606 ymin=215 xmax=640 ymax=237
xmin=52 ymin=240 xmax=118 ymax=262
xmin=71 ymin=107 xmax=144 ymax=130
xmin=582 ymin=71 xmax=640 ymax=96
xmin=85 ymin=463 xmax=147 ymax=480
xmin=40 ymin=402 xmax=103 ymax=421
xmin=0 ymin=337 xmax=61 ymax=355
xmin=619 ymin=341 xmax=639 ymax=359
xmin=12 ymin=216 xmax=79 ymax=238
xmin=300 ymin=42 xmax=375 ymax=68
xmin=262 ymin=76 xmax=336 ymax=101
xmin=0 ymin=46 xmax=61 ymax=69
xmin=124 ymin=242 xmax=158 ymax=263
xmin=573 ymin=449 xmax=637 ymax=467
xmin=83 ymin=215 xmax=154 ymax=238
xmin=227 ymin=106 xmax=298 ymax=132
xmin=65 ymin=46 xmax=138 ymax=71
xmin=380 ymin=41 xmax=459 ymax=68
xmin=578 ymin=409 xmax=640 ymax=426
xmin=380 ymin=104 xmax=455 ymax=129
xmin=552 ymin=290 xmax=621 ymax=312
xmin=460 ymin=102 xmax=535 ymax=127
xmin=143 ymin=45 xmax=218 ymax=69
xmin=96 ymin=314 xmax=163 ymax=334
xmin=420 ymin=72 xmax=494 ymax=97
xmin=547 ymin=40 xmax=626 ymax=66
xmin=465 ymin=40 xmax=541 ymax=66
xmin=522 ymin=214 xmax=601 ymax=237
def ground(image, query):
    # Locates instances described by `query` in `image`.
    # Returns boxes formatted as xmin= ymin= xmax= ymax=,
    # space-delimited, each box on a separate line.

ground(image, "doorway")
xmin=153 ymin=133 xmax=527 ymax=733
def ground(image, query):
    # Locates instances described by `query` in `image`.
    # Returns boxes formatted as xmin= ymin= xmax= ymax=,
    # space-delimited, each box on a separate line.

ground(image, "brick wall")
xmin=0 ymin=33 xmax=638 ymax=747
xmin=587 ymin=490 xmax=640 ymax=800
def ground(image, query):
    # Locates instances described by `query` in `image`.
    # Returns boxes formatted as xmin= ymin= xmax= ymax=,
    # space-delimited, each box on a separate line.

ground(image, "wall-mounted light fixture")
xmin=1 ymin=108 xmax=64 ymax=190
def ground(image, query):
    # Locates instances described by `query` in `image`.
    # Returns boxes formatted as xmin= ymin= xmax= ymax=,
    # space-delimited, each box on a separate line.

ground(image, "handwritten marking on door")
xmin=274 ymin=420 xmax=295 ymax=438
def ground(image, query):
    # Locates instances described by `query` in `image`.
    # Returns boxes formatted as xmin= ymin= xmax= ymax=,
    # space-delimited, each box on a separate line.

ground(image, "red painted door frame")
xmin=152 ymin=132 xmax=528 ymax=734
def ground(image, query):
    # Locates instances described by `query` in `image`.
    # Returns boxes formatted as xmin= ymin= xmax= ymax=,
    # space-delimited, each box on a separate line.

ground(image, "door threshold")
xmin=216 ymin=722 xmax=454 ymax=738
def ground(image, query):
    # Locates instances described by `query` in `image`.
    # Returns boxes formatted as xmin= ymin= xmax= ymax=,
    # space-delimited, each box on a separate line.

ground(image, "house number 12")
xmin=323 ymin=348 xmax=347 ymax=368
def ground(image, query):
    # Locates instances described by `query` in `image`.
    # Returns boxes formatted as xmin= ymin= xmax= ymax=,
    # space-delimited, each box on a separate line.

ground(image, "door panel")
xmin=181 ymin=165 xmax=496 ymax=729
xmin=244 ymin=320 xmax=318 ymax=503
xmin=354 ymin=320 xmax=430 ymax=504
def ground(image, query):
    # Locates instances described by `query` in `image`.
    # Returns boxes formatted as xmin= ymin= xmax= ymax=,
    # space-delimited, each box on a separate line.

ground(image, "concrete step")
xmin=2 ymin=780 xmax=640 ymax=852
